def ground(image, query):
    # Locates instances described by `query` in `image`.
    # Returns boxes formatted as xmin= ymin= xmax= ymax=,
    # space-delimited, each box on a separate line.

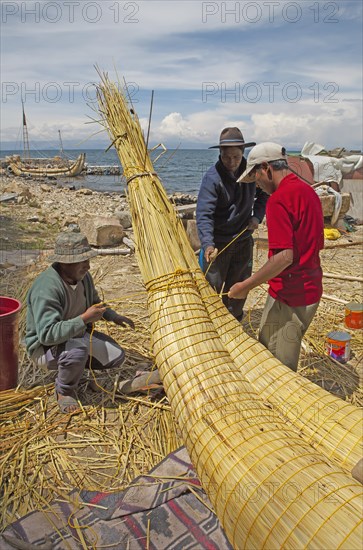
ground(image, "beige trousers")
xmin=258 ymin=294 xmax=320 ymax=372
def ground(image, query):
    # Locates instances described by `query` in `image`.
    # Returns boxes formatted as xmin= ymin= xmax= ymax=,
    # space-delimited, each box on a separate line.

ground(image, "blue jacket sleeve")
xmin=196 ymin=169 xmax=219 ymax=249
xmin=253 ymin=188 xmax=269 ymax=222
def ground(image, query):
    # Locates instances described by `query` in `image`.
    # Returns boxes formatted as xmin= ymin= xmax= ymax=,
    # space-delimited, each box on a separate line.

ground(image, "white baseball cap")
xmin=237 ymin=142 xmax=287 ymax=182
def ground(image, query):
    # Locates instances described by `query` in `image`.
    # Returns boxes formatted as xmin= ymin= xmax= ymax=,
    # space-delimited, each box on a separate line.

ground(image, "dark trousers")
xmin=32 ymin=330 xmax=125 ymax=396
xmin=202 ymin=236 xmax=253 ymax=320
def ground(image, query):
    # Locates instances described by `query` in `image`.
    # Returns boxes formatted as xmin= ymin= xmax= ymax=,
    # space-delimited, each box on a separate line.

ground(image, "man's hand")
xmin=228 ymin=249 xmax=293 ymax=301
xmin=228 ymin=281 xmax=250 ymax=300
xmin=113 ymin=315 xmax=135 ymax=329
xmin=81 ymin=304 xmax=107 ymax=324
xmin=247 ymin=216 xmax=259 ymax=231
xmin=204 ymin=246 xmax=218 ymax=263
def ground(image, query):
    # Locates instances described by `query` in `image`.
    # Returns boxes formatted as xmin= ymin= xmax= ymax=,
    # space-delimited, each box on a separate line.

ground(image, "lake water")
xmin=1 ymin=148 xmax=221 ymax=196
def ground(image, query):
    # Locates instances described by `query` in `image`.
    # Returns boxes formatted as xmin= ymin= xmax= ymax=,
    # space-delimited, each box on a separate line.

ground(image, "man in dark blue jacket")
xmin=196 ymin=127 xmax=268 ymax=320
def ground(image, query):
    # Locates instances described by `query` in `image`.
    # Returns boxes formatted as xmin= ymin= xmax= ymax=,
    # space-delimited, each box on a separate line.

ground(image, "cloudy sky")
xmin=1 ymin=0 xmax=362 ymax=150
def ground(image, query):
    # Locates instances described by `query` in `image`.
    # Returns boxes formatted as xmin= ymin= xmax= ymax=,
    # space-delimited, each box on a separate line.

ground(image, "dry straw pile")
xmin=0 ymin=259 xmax=181 ymax=531
xmin=0 ymin=371 xmax=179 ymax=530
xmin=96 ymin=71 xmax=363 ymax=549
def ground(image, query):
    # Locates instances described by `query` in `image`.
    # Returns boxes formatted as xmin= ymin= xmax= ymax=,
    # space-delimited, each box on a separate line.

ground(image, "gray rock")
xmin=123 ymin=236 xmax=135 ymax=251
xmin=186 ymin=219 xmax=201 ymax=251
xmin=176 ymin=204 xmax=197 ymax=219
xmin=40 ymin=185 xmax=52 ymax=192
xmin=0 ymin=193 xmax=18 ymax=202
xmin=76 ymin=188 xmax=93 ymax=195
xmin=78 ymin=215 xmax=124 ymax=247
xmin=114 ymin=210 xmax=132 ymax=229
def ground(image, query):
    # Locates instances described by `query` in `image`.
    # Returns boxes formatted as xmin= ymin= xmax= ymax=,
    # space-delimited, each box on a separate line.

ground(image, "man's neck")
xmin=62 ymin=274 xmax=78 ymax=286
xmin=57 ymin=264 xmax=77 ymax=285
xmin=274 ymin=169 xmax=291 ymax=188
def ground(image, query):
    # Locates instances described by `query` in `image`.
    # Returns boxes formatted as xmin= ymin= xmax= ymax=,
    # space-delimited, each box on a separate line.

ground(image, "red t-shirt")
xmin=266 ymin=173 xmax=324 ymax=307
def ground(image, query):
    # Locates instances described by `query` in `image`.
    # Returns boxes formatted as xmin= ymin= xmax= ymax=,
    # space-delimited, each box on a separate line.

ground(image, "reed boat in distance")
xmin=8 ymin=152 xmax=86 ymax=177
xmin=6 ymin=103 xmax=86 ymax=178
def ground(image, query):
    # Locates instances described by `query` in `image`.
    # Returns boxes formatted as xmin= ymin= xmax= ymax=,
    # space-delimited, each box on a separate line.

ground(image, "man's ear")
xmin=261 ymin=162 xmax=272 ymax=180
xmin=240 ymin=173 xmax=255 ymax=183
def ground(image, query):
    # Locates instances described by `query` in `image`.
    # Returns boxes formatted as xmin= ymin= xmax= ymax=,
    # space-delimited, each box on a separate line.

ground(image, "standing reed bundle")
xmin=97 ymin=72 xmax=362 ymax=549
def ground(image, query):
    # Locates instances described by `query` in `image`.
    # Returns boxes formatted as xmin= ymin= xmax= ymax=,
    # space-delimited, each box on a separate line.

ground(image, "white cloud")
xmin=158 ymin=113 xmax=207 ymax=140
xmin=250 ymin=103 xmax=363 ymax=150
xmin=1 ymin=0 xmax=362 ymax=149
xmin=150 ymin=109 xmax=254 ymax=148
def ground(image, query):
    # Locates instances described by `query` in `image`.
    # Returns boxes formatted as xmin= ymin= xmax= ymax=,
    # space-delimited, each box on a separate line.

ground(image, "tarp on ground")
xmin=1 ymin=447 xmax=232 ymax=550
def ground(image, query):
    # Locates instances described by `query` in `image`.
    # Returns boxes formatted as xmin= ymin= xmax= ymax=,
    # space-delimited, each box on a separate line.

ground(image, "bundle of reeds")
xmin=97 ymin=72 xmax=363 ymax=549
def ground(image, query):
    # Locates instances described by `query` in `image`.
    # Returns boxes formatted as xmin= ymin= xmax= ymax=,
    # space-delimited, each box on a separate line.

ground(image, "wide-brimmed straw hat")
xmin=237 ymin=142 xmax=287 ymax=182
xmin=209 ymin=127 xmax=256 ymax=149
xmin=49 ymin=232 xmax=98 ymax=263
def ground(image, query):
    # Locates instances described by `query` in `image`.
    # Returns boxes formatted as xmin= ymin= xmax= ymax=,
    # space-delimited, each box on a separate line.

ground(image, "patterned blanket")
xmin=1 ymin=446 xmax=232 ymax=549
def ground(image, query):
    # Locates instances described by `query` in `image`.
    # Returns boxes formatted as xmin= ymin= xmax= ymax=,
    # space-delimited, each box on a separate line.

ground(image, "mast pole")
xmin=58 ymin=129 xmax=64 ymax=155
xmin=58 ymin=129 xmax=70 ymax=167
xmin=22 ymin=100 xmax=30 ymax=160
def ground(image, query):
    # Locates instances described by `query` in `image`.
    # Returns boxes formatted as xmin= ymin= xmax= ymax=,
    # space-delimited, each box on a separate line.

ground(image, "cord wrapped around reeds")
xmin=97 ymin=72 xmax=362 ymax=549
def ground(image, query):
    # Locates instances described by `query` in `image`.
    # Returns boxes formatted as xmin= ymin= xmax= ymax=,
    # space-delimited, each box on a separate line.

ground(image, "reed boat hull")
xmin=9 ymin=153 xmax=86 ymax=177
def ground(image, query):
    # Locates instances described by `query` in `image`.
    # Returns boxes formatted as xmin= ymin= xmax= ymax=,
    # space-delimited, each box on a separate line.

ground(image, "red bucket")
xmin=0 ymin=296 xmax=22 ymax=391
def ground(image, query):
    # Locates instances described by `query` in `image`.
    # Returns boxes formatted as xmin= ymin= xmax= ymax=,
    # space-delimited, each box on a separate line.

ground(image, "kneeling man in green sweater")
xmin=26 ymin=231 xmax=135 ymax=413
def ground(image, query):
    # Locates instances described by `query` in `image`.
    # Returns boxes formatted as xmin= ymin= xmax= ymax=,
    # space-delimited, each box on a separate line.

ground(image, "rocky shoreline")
xmin=0 ymin=175 xmax=197 ymax=270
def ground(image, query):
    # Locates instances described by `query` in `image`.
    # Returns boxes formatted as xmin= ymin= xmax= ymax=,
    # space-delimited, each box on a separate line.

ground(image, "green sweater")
xmin=25 ymin=265 xmax=118 ymax=357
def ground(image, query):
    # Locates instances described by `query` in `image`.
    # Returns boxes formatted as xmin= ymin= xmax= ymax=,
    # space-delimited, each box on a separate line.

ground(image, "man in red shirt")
xmin=228 ymin=142 xmax=324 ymax=371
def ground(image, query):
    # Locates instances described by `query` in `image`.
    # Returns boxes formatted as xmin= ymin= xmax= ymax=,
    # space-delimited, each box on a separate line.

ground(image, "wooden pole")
xmin=324 ymin=240 xmax=363 ymax=249
xmin=323 ymin=272 xmax=363 ymax=283
xmin=321 ymin=293 xmax=348 ymax=305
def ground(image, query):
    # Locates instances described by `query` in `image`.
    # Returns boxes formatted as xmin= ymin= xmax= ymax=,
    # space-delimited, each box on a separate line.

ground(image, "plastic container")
xmin=325 ymin=331 xmax=351 ymax=364
xmin=345 ymin=303 xmax=363 ymax=330
xmin=0 ymin=296 xmax=22 ymax=391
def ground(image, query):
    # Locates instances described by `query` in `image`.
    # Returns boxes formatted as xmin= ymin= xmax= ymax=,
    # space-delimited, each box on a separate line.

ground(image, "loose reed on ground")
xmin=0 ymin=254 xmax=182 ymax=530
xmin=97 ymin=71 xmax=362 ymax=549
xmin=0 ymin=379 xmax=180 ymax=529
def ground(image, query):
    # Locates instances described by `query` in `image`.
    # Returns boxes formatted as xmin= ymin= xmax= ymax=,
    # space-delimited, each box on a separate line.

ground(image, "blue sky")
xmin=1 ymin=0 xmax=362 ymax=150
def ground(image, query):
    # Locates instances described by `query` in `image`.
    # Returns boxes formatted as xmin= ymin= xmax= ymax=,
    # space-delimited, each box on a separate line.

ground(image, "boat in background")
xmin=8 ymin=152 xmax=86 ymax=177
xmin=6 ymin=103 xmax=86 ymax=178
